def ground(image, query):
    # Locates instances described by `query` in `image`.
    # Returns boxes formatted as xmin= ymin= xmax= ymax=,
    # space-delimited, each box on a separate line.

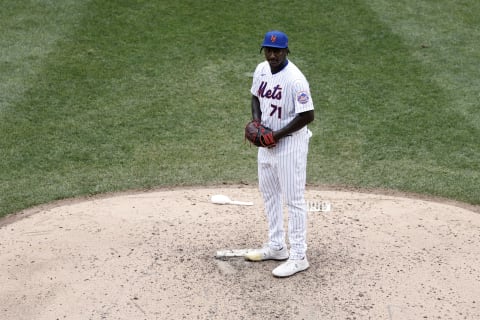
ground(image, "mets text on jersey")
xmin=257 ymin=81 xmax=282 ymax=100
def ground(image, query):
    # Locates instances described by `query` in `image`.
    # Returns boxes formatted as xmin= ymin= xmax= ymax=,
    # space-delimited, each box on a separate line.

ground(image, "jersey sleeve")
xmin=292 ymin=78 xmax=314 ymax=113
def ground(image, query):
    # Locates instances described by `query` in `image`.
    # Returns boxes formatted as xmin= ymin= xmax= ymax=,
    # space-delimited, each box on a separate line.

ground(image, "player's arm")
xmin=251 ymin=95 xmax=262 ymax=122
xmin=273 ymin=110 xmax=314 ymax=141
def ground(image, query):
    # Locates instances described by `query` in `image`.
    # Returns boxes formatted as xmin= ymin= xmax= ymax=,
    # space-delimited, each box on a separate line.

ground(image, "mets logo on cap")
xmin=262 ymin=30 xmax=288 ymax=49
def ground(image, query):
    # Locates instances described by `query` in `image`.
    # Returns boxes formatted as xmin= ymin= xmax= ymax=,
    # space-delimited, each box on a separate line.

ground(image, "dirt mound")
xmin=1 ymin=186 xmax=479 ymax=319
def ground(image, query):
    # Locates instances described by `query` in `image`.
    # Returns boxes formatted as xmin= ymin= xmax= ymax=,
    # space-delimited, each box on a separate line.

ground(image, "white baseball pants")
xmin=258 ymin=129 xmax=310 ymax=260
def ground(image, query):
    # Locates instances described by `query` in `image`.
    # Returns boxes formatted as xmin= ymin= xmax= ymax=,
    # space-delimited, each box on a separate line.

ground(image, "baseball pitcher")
xmin=244 ymin=30 xmax=315 ymax=277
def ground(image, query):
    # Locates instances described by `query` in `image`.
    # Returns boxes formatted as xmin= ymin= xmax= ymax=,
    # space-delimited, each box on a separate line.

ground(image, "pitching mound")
xmin=1 ymin=186 xmax=479 ymax=319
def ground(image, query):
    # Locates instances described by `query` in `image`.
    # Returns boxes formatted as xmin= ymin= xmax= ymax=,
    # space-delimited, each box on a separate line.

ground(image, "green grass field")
xmin=1 ymin=0 xmax=479 ymax=218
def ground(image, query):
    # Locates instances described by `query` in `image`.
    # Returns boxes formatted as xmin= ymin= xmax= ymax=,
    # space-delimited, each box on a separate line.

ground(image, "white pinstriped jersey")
xmin=250 ymin=60 xmax=314 ymax=131
xmin=250 ymin=58 xmax=314 ymax=260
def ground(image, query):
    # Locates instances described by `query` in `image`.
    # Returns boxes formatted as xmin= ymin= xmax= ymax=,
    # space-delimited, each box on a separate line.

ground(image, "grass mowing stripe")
xmin=0 ymin=0 xmax=87 ymax=114
xmin=0 ymin=1 xmax=260 ymax=216
xmin=0 ymin=0 xmax=91 ymax=215
xmin=301 ymin=0 xmax=479 ymax=203
xmin=361 ymin=0 xmax=480 ymax=202
xmin=367 ymin=0 xmax=480 ymax=128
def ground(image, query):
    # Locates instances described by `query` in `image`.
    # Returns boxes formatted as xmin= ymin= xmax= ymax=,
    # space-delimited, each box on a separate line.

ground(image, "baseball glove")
xmin=244 ymin=120 xmax=276 ymax=148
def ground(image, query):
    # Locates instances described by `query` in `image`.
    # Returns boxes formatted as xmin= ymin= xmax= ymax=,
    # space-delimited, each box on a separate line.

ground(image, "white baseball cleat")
xmin=244 ymin=245 xmax=289 ymax=261
xmin=272 ymin=257 xmax=309 ymax=277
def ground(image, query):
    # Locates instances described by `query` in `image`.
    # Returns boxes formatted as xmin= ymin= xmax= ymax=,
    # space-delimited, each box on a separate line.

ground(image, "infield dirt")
xmin=1 ymin=186 xmax=479 ymax=319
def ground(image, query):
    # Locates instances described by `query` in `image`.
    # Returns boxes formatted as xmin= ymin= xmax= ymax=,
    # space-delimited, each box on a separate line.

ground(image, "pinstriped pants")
xmin=258 ymin=130 xmax=310 ymax=260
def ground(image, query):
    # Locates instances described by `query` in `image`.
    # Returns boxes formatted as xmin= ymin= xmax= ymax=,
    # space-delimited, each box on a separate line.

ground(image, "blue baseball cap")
xmin=261 ymin=30 xmax=288 ymax=49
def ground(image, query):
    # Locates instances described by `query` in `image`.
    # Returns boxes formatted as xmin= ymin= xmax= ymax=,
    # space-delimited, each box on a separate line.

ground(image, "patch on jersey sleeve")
xmin=297 ymin=91 xmax=310 ymax=104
